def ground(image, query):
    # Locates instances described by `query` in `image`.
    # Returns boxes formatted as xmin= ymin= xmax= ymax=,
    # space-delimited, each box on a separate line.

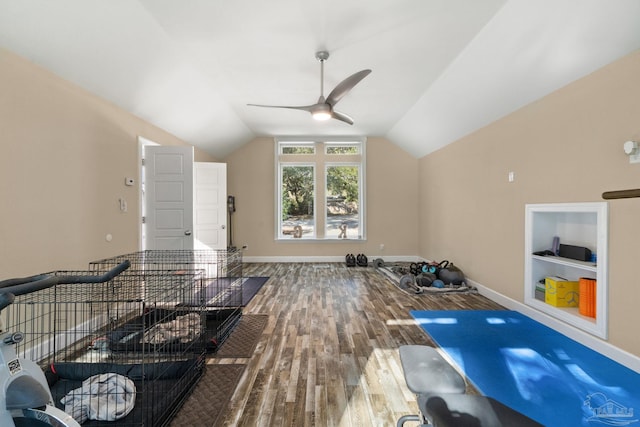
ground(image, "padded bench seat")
xmin=399 ymin=345 xmax=466 ymax=395
xmin=397 ymin=345 xmax=467 ymax=427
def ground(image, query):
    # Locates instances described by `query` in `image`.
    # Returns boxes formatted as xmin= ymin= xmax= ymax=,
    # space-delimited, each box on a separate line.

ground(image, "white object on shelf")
xmin=524 ymin=202 xmax=608 ymax=338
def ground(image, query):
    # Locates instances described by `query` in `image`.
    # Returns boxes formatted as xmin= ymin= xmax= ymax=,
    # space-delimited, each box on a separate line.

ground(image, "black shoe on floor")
xmin=356 ymin=254 xmax=368 ymax=267
xmin=346 ymin=254 xmax=356 ymax=267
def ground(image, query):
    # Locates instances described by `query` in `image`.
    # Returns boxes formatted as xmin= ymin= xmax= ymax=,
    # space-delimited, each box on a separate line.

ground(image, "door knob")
xmin=184 ymin=230 xmax=192 ymax=236
xmin=221 ymin=225 xmax=226 ymax=230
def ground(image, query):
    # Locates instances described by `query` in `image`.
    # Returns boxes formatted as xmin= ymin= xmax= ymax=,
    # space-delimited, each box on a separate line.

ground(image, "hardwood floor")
xmin=211 ymin=263 xmax=504 ymax=427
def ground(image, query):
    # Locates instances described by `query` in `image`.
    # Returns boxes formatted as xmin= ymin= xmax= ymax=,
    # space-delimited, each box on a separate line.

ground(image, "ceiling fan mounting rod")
xmin=316 ymin=51 xmax=329 ymax=98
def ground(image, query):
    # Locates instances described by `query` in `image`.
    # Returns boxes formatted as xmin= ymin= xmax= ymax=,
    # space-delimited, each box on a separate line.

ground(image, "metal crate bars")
xmin=4 ymin=268 xmax=207 ymax=427
xmin=6 ymin=268 xmax=209 ymax=364
xmin=90 ymin=249 xmax=242 ymax=287
xmin=90 ymin=249 xmax=243 ymax=350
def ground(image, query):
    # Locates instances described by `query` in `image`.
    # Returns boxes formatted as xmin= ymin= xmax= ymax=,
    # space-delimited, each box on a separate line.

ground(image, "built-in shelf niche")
xmin=524 ymin=202 xmax=608 ymax=338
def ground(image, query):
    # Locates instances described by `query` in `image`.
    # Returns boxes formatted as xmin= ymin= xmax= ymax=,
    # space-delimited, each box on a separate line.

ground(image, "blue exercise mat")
xmin=410 ymin=310 xmax=640 ymax=427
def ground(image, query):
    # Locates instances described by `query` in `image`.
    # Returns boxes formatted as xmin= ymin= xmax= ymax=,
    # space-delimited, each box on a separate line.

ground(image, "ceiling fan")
xmin=247 ymin=50 xmax=371 ymax=125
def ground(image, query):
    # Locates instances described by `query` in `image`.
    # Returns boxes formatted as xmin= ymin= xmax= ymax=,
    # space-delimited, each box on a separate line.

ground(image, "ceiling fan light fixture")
xmin=312 ymin=112 xmax=331 ymax=121
xmin=311 ymin=103 xmax=331 ymax=121
xmin=312 ymin=111 xmax=331 ymax=121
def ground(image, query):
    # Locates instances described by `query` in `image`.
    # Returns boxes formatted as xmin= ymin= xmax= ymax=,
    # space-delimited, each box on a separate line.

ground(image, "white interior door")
xmin=194 ymin=162 xmax=227 ymax=249
xmin=144 ymin=145 xmax=194 ymax=250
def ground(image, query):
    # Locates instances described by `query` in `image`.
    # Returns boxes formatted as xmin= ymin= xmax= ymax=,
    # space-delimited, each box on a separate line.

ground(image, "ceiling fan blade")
xmin=331 ymin=110 xmax=354 ymax=125
xmin=326 ymin=69 xmax=371 ymax=107
xmin=247 ymin=103 xmax=314 ymax=112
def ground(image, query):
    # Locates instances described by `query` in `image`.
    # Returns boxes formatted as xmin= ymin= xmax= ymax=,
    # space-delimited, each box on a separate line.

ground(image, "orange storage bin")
xmin=579 ymin=278 xmax=596 ymax=318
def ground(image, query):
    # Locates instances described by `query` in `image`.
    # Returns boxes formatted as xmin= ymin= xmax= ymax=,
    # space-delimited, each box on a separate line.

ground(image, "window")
xmin=326 ymin=144 xmax=359 ymax=155
xmin=277 ymin=139 xmax=365 ymax=240
xmin=281 ymin=164 xmax=315 ymax=238
xmin=281 ymin=142 xmax=315 ymax=155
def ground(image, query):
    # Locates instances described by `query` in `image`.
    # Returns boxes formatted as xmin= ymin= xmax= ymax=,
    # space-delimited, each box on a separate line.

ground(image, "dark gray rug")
xmin=169 ymin=314 xmax=269 ymax=426
xmin=169 ymin=363 xmax=246 ymax=427
xmin=195 ymin=277 xmax=269 ymax=307
xmin=215 ymin=314 xmax=268 ymax=358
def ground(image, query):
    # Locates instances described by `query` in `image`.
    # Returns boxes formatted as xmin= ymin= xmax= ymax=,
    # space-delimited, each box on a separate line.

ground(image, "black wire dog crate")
xmin=4 ymin=268 xmax=208 ymax=426
xmin=89 ymin=249 xmax=243 ymax=350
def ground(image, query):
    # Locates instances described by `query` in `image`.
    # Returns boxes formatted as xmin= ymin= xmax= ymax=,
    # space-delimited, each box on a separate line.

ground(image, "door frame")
xmin=138 ymin=137 xmax=157 ymax=250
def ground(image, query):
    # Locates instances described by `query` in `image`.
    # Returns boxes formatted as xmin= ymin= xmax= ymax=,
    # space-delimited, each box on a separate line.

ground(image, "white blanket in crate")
xmin=61 ymin=373 xmax=136 ymax=424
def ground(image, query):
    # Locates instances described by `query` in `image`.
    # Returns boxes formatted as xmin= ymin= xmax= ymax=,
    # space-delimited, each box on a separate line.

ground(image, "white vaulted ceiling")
xmin=1 ymin=0 xmax=639 ymax=159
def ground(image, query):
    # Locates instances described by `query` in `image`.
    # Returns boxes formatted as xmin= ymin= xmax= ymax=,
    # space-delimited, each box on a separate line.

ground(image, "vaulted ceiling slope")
xmin=1 ymin=1 xmax=640 ymax=159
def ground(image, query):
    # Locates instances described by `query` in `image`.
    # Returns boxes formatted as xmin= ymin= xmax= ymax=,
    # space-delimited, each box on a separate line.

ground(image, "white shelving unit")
xmin=524 ymin=202 xmax=608 ymax=338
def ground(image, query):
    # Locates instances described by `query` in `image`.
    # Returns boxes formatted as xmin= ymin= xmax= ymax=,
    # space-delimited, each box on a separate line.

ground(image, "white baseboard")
xmin=469 ymin=278 xmax=640 ymax=373
xmin=243 ymin=255 xmax=424 ymax=263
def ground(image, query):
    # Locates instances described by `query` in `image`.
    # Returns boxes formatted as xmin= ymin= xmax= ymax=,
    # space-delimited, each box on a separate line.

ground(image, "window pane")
xmin=326 ymin=165 xmax=360 ymax=239
xmin=281 ymin=165 xmax=315 ymax=238
xmin=281 ymin=145 xmax=315 ymax=155
xmin=326 ymin=144 xmax=359 ymax=155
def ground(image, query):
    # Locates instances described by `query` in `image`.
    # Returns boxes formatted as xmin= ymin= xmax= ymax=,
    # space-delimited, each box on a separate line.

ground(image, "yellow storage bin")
xmin=545 ymin=276 xmax=579 ymax=307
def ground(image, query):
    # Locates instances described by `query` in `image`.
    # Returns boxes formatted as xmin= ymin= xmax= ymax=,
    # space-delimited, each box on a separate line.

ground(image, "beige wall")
xmin=0 ymin=48 xmax=216 ymax=275
xmin=225 ymin=136 xmax=419 ymax=259
xmin=418 ymin=49 xmax=640 ymax=356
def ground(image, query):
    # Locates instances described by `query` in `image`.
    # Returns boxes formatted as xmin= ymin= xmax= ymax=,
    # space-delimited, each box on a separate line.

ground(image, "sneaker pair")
xmin=345 ymin=254 xmax=356 ymax=267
